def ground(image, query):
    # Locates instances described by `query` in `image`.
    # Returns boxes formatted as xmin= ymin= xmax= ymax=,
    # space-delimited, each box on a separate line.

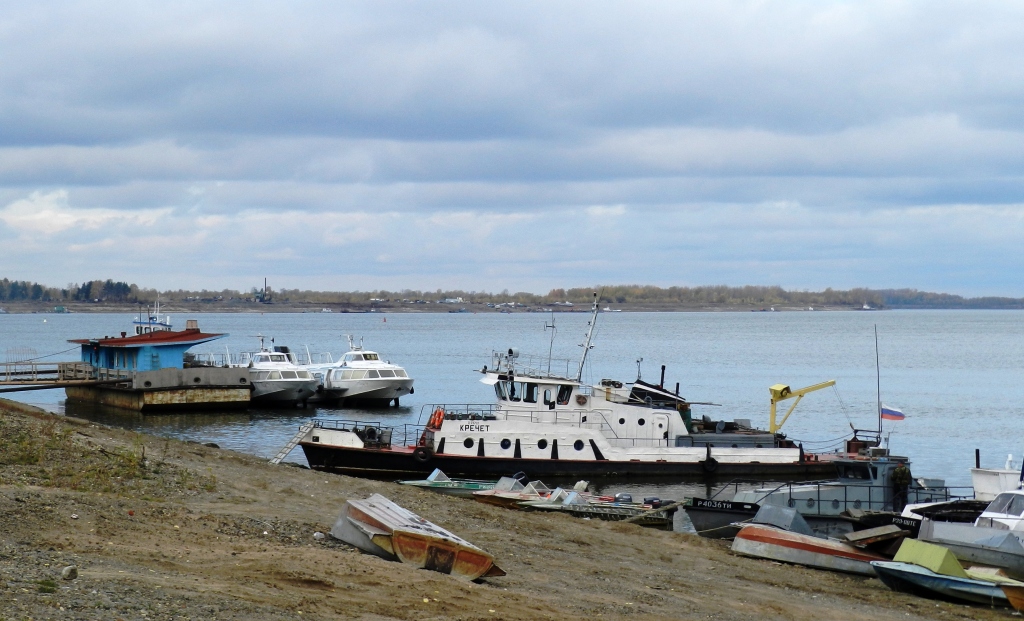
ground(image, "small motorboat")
xmin=473 ymin=479 xmax=554 ymax=509
xmin=330 ymin=493 xmax=505 ymax=580
xmin=730 ymin=506 xmax=889 ymax=576
xmin=397 ymin=469 xmax=505 ymax=498
xmin=871 ymin=539 xmax=1023 ymax=606
xmin=523 ymin=489 xmax=678 ymax=530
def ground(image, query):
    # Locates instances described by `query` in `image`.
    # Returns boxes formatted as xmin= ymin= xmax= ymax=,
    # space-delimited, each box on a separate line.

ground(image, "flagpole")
xmin=874 ymin=324 xmax=882 ymax=437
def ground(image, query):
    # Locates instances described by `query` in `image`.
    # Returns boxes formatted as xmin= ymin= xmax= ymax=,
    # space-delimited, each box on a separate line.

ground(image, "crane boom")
xmin=768 ymin=379 xmax=837 ymax=433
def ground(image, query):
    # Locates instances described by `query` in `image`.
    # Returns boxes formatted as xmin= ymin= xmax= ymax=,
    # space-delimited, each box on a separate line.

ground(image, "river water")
xmin=2 ymin=309 xmax=1022 ymax=501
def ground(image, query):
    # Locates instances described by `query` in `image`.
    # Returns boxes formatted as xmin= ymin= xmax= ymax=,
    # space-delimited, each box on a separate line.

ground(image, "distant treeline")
xmin=1 ymin=279 xmax=1022 ymax=309
xmin=0 ymin=279 xmax=143 ymax=303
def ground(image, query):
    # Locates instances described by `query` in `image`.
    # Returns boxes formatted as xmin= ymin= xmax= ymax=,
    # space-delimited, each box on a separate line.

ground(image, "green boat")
xmin=397 ymin=468 xmax=502 ymax=497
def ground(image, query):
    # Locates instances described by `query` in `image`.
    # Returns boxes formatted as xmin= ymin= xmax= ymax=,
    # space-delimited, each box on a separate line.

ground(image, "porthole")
xmin=193 ymin=377 xmax=202 ymax=384
xmin=853 ymin=499 xmax=862 ymax=509
xmin=143 ymin=380 xmax=152 ymax=388
xmin=573 ymin=440 xmax=584 ymax=451
xmin=500 ymin=439 xmax=511 ymax=450
xmin=832 ymin=499 xmax=841 ymax=510
xmin=755 ymin=444 xmax=762 ymax=448
xmin=787 ymin=498 xmax=796 ymax=508
xmin=538 ymin=439 xmax=548 ymax=450
xmin=658 ymin=423 xmax=664 ymax=429
xmin=731 ymin=444 xmax=738 ymax=448
xmin=239 ymin=377 xmax=247 ymax=384
xmin=618 ymin=418 xmax=625 ymax=425
xmin=806 ymin=498 xmax=816 ymax=508
xmin=463 ymin=438 xmax=474 ymax=449
xmin=638 ymin=418 xmax=646 ymax=426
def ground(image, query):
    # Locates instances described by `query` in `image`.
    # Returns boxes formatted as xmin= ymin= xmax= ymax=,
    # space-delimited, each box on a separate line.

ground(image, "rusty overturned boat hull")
xmin=330 ymin=493 xmax=505 ymax=581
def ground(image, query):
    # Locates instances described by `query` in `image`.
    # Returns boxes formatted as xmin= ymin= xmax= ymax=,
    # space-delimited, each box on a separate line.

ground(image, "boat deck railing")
xmin=313 ymin=418 xmax=426 ymax=449
xmin=488 ymin=350 xmax=577 ymax=381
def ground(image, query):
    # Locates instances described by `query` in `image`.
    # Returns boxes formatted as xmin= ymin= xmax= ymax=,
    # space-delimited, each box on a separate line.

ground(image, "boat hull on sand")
xmin=732 ymin=524 xmax=886 ymax=575
xmin=330 ymin=493 xmax=504 ymax=580
xmin=870 ymin=561 xmax=1010 ymax=606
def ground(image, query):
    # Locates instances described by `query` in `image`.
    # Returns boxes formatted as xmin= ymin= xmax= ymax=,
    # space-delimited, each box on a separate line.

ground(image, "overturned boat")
xmin=730 ymin=506 xmax=890 ymax=576
xmin=330 ymin=493 xmax=505 ymax=580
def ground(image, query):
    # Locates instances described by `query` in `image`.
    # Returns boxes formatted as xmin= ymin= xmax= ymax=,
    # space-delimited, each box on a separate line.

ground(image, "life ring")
xmin=412 ymin=446 xmax=432 ymax=464
xmin=428 ymin=407 xmax=445 ymax=429
xmin=575 ymin=395 xmax=588 ymax=406
xmin=700 ymin=457 xmax=719 ymax=473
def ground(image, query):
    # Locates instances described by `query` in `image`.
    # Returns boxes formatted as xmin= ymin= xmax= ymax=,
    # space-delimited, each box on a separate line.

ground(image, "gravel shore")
xmin=0 ymin=400 xmax=1007 ymax=620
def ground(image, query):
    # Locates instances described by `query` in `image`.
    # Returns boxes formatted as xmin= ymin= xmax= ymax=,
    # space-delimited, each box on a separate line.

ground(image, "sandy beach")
xmin=0 ymin=400 xmax=1006 ymax=620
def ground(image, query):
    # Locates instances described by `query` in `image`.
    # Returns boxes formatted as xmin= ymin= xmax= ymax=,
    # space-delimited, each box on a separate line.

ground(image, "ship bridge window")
xmin=495 ymin=383 xmax=507 ymax=401
xmin=270 ymin=354 xmax=287 ymax=362
xmin=366 ymin=370 xmax=380 ymax=378
xmin=395 ymin=369 xmax=408 ymax=378
xmin=364 ymin=353 xmax=379 ymax=361
xmin=268 ymin=371 xmax=282 ymax=380
xmin=524 ymin=383 xmax=539 ymax=403
xmin=379 ymin=369 xmax=396 ymax=378
xmin=281 ymin=371 xmax=297 ymax=379
xmin=510 ymin=382 xmax=524 ymax=402
xmin=837 ymin=464 xmax=873 ymax=480
xmin=256 ymin=355 xmax=269 ymax=363
xmin=557 ymin=385 xmax=573 ymax=405
xmin=543 ymin=389 xmax=553 ymax=406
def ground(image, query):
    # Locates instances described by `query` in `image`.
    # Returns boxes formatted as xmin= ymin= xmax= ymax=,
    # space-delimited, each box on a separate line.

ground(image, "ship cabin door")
xmin=653 ymin=413 xmax=670 ymax=442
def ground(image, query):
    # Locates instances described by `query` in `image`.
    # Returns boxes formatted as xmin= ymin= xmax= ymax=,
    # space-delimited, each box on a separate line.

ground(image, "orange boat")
xmin=1002 ymin=584 xmax=1024 ymax=611
xmin=330 ymin=493 xmax=505 ymax=580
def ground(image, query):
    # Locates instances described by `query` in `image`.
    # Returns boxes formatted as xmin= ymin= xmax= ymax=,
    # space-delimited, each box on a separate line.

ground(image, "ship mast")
xmin=575 ymin=293 xmax=599 ymax=382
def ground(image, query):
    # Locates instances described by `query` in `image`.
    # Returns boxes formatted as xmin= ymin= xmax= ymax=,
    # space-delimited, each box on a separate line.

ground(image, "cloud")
xmin=1 ymin=2 xmax=1024 ymax=294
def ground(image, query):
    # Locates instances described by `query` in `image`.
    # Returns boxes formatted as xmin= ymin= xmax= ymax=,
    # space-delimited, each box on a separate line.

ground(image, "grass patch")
xmin=35 ymin=579 xmax=57 ymax=594
xmin=0 ymin=414 xmax=216 ymax=497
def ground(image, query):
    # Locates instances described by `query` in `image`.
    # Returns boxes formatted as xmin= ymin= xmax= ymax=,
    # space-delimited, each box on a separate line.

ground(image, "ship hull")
xmin=299 ymin=442 xmax=837 ymax=480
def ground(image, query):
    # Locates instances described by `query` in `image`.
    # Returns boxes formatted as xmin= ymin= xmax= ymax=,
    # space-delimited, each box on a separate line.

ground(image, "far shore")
xmin=0 ymin=301 xmax=897 ymax=314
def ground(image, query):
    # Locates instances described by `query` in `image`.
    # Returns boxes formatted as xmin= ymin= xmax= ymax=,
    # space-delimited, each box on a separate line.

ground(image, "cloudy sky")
xmin=2 ymin=1 xmax=1023 ymax=295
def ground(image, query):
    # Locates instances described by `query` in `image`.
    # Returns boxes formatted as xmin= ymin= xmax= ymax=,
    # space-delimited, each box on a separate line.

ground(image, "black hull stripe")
xmin=299 ymin=443 xmax=837 ymax=480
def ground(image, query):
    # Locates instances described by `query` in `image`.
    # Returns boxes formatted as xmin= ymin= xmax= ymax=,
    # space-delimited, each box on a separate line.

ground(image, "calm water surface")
xmin=2 ymin=310 xmax=1022 ymax=501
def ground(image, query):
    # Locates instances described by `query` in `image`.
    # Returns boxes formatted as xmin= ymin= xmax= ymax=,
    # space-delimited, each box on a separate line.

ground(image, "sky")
xmin=2 ymin=1 xmax=1024 ymax=296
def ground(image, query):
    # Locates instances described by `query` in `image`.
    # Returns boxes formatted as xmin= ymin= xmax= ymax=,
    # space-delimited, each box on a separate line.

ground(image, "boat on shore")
xmin=522 ymin=488 xmax=679 ymax=529
xmin=397 ymin=469 xmax=505 ymax=498
xmin=330 ymin=493 xmax=505 ymax=580
xmin=871 ymin=539 xmax=1023 ymax=606
xmin=299 ymin=296 xmax=848 ymax=479
xmin=730 ymin=507 xmax=890 ymax=576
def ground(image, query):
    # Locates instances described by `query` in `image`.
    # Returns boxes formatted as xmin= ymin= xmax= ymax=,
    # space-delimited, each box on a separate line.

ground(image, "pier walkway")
xmin=0 ymin=362 xmax=131 ymax=392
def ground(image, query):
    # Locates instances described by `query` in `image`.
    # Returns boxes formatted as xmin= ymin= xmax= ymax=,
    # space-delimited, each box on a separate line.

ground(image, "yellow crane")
xmin=768 ymin=380 xmax=837 ymax=433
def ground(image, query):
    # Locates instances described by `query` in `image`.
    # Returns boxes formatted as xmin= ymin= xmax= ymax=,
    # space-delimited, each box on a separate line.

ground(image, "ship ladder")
xmin=269 ymin=421 xmax=315 ymax=465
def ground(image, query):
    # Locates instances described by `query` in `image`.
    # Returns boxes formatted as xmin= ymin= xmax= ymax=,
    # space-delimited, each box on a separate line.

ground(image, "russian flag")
xmin=881 ymin=405 xmax=905 ymax=421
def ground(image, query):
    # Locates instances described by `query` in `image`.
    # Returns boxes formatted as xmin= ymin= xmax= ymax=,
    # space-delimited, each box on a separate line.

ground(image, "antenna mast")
xmin=874 ymin=324 xmax=882 ymax=436
xmin=545 ymin=311 xmax=557 ymax=375
xmin=575 ymin=293 xmax=599 ymax=382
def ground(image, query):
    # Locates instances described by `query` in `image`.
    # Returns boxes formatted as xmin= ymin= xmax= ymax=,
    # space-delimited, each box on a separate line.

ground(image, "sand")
xmin=0 ymin=400 xmax=1006 ymax=620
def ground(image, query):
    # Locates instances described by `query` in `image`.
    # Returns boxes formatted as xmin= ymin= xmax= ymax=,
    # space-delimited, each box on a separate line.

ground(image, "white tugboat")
xmin=305 ymin=336 xmax=414 ymax=406
xmin=298 ymin=295 xmax=844 ymax=479
xmin=132 ymin=297 xmax=172 ymax=335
